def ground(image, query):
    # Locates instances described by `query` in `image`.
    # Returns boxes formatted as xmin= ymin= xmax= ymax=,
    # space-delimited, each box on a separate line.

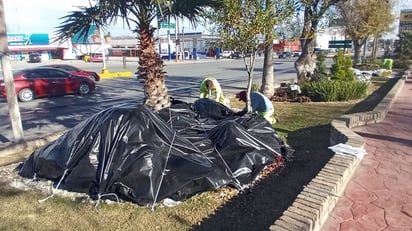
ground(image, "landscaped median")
xmin=270 ymin=69 xmax=410 ymax=231
xmin=0 ymin=69 xmax=410 ymax=230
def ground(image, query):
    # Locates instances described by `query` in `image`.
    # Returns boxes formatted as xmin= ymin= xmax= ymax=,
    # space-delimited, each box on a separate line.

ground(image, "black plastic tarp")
xmin=19 ymin=99 xmax=288 ymax=205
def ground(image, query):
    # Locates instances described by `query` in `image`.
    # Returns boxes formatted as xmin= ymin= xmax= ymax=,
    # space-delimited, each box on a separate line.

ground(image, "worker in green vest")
xmin=199 ymin=77 xmax=228 ymax=106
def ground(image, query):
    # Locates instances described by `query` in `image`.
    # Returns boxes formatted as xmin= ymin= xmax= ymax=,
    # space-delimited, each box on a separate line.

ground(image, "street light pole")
xmin=167 ymin=16 xmax=171 ymax=61
xmin=175 ymin=16 xmax=179 ymax=62
xmin=182 ymin=25 xmax=184 ymax=61
xmin=99 ymin=27 xmax=108 ymax=73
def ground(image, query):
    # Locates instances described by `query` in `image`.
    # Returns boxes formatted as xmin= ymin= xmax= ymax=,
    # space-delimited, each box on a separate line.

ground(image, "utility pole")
xmin=182 ymin=25 xmax=185 ymax=61
xmin=158 ymin=16 xmax=162 ymax=58
xmin=167 ymin=16 xmax=171 ymax=61
xmin=99 ymin=27 xmax=108 ymax=73
xmin=175 ymin=16 xmax=179 ymax=62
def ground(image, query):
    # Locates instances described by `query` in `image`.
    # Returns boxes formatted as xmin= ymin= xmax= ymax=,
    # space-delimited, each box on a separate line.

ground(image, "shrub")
xmin=392 ymin=31 xmax=412 ymax=69
xmin=355 ymin=58 xmax=385 ymax=70
xmin=392 ymin=59 xmax=411 ymax=69
xmin=330 ymin=50 xmax=355 ymax=81
xmin=312 ymin=52 xmax=329 ymax=81
xmin=301 ymin=80 xmax=368 ymax=102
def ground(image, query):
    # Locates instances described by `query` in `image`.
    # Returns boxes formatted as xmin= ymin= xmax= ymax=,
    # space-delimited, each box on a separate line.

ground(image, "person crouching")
xmin=199 ymin=78 xmax=228 ymax=106
xmin=235 ymin=90 xmax=276 ymax=124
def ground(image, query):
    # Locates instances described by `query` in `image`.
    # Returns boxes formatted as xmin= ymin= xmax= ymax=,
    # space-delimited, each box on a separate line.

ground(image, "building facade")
xmin=399 ymin=9 xmax=412 ymax=35
xmin=7 ymin=33 xmax=60 ymax=61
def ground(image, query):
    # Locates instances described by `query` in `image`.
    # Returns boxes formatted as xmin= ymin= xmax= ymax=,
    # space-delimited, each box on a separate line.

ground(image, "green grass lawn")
xmin=0 ymin=76 xmax=394 ymax=231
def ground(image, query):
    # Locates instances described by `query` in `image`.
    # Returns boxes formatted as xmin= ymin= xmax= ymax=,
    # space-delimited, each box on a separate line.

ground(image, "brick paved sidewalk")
xmin=322 ymin=80 xmax=412 ymax=230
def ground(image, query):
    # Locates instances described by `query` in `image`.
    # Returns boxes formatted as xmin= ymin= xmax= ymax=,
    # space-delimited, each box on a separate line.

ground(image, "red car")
xmin=88 ymin=54 xmax=108 ymax=63
xmin=41 ymin=64 xmax=100 ymax=81
xmin=0 ymin=67 xmax=96 ymax=102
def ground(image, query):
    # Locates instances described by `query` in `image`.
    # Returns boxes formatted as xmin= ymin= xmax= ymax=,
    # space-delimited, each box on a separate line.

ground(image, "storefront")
xmin=7 ymin=33 xmax=64 ymax=61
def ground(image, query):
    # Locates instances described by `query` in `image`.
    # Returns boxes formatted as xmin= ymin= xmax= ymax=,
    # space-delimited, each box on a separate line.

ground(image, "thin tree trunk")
xmin=243 ymin=51 xmax=257 ymax=113
xmin=371 ymin=36 xmax=378 ymax=59
xmin=261 ymin=43 xmax=274 ymax=97
xmin=353 ymin=39 xmax=363 ymax=65
xmin=0 ymin=0 xmax=24 ymax=143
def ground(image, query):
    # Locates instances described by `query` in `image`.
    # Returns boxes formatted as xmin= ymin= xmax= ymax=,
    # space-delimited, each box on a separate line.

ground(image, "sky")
xmin=3 ymin=0 xmax=205 ymax=37
xmin=3 ymin=0 xmax=411 ymax=38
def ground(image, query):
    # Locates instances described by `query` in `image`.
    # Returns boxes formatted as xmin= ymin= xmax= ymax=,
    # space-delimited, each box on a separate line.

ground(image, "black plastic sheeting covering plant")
xmin=19 ymin=99 xmax=290 ymax=206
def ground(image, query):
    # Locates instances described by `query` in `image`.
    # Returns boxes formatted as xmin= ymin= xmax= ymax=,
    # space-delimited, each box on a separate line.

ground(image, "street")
xmin=0 ymin=56 xmax=302 ymax=147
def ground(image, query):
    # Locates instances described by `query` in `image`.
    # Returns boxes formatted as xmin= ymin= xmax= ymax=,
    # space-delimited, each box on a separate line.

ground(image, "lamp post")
xmin=99 ymin=27 xmax=108 ymax=73
xmin=167 ymin=16 xmax=171 ymax=61
xmin=175 ymin=16 xmax=179 ymax=62
xmin=182 ymin=26 xmax=184 ymax=61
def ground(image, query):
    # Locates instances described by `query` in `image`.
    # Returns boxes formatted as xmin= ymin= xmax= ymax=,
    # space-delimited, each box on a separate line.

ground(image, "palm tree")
xmin=55 ymin=0 xmax=220 ymax=111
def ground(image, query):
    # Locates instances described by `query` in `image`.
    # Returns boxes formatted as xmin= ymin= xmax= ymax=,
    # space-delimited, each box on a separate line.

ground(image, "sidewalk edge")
xmin=270 ymin=69 xmax=410 ymax=231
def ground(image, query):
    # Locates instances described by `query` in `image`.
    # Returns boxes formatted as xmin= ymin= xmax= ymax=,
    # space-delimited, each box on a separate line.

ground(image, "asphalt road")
xmin=0 ymin=56 xmax=303 ymax=147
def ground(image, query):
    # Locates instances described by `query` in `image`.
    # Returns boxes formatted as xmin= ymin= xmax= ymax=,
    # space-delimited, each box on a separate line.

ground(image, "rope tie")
xmin=38 ymin=168 xmax=69 ymax=203
xmin=151 ymin=131 xmax=177 ymax=211
xmin=94 ymin=193 xmax=120 ymax=211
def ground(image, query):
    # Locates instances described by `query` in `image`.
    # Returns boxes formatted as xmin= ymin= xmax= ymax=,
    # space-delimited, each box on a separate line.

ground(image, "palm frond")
xmin=162 ymin=0 xmax=222 ymax=26
xmin=52 ymin=5 xmax=109 ymax=44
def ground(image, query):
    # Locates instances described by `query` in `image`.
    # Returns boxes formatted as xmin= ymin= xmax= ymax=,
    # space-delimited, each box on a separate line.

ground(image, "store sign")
xmin=7 ymin=34 xmax=29 ymax=45
xmin=7 ymin=33 xmax=49 ymax=46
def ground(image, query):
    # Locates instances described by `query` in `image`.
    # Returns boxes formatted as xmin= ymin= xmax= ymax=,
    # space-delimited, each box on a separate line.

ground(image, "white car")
xmin=221 ymin=50 xmax=233 ymax=58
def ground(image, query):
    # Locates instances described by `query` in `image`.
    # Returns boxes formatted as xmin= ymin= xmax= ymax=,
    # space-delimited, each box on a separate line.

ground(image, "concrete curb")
xmin=99 ymin=70 xmax=134 ymax=78
xmin=270 ymin=70 xmax=409 ymax=231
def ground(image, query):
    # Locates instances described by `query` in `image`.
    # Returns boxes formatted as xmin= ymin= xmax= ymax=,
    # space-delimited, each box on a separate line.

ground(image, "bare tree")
xmin=295 ymin=0 xmax=346 ymax=82
xmin=0 ymin=0 xmax=24 ymax=143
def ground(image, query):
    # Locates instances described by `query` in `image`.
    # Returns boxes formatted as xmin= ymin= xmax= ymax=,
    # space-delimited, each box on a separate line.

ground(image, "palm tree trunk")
xmin=137 ymin=25 xmax=170 ymax=112
xmin=0 ymin=0 xmax=24 ymax=143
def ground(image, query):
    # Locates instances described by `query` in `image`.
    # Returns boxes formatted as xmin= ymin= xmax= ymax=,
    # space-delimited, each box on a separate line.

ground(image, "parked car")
xmin=87 ymin=53 xmax=108 ymax=62
xmin=293 ymin=51 xmax=302 ymax=57
xmin=229 ymin=51 xmax=244 ymax=59
xmin=40 ymin=64 xmax=100 ymax=81
xmin=0 ymin=67 xmax=96 ymax=102
xmin=28 ymin=53 xmax=41 ymax=63
xmin=278 ymin=52 xmax=293 ymax=59
xmin=220 ymin=50 xmax=233 ymax=58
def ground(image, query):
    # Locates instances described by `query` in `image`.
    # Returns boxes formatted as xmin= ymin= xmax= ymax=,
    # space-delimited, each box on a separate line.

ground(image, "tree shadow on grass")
xmin=190 ymin=124 xmax=333 ymax=231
